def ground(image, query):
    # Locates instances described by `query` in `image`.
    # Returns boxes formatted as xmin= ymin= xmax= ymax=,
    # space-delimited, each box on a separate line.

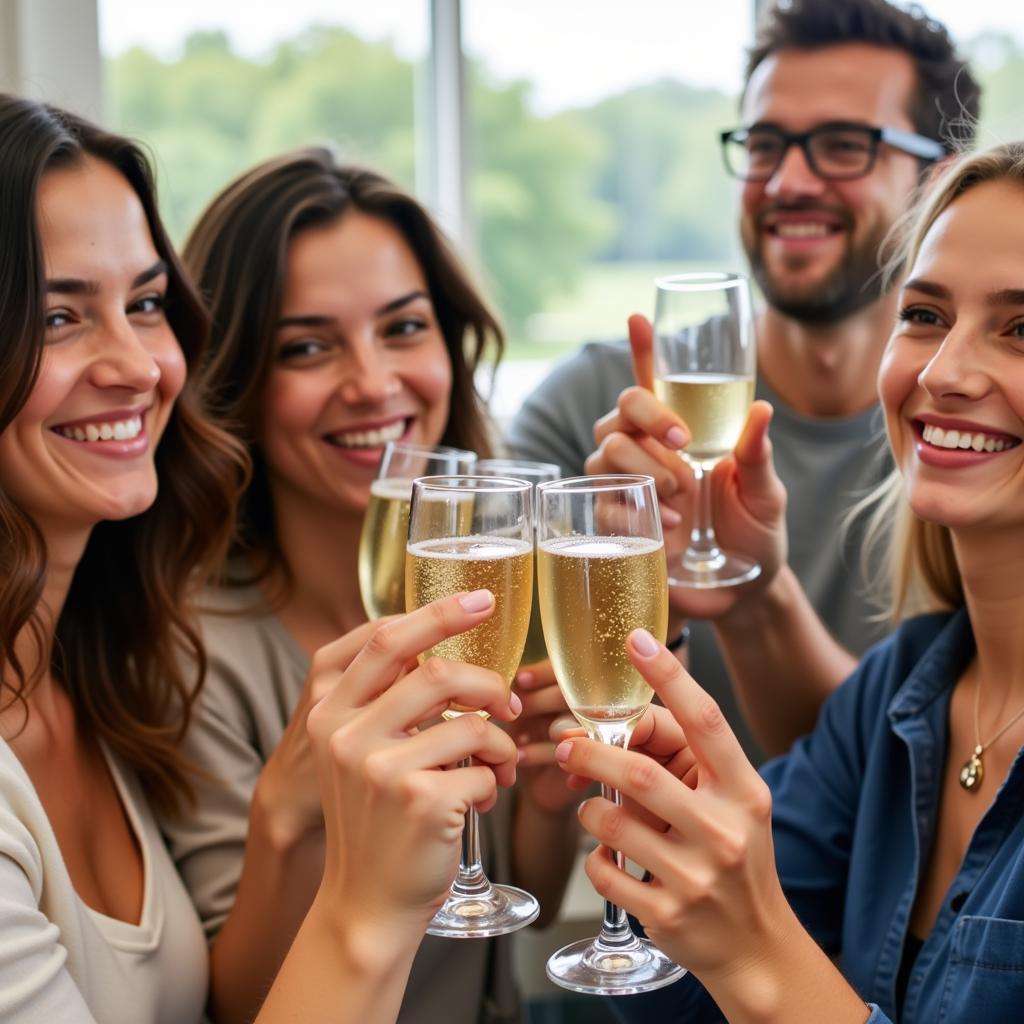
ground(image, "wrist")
xmin=717 ymin=564 xmax=794 ymax=633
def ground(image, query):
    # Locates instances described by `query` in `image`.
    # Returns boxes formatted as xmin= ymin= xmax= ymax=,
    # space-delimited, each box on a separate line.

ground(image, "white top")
xmin=0 ymin=740 xmax=209 ymax=1023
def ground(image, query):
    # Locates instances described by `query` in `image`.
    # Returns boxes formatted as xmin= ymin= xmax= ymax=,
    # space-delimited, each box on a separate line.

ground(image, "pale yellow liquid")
xmin=538 ymin=536 xmax=668 ymax=725
xmin=358 ymin=479 xmax=412 ymax=619
xmin=654 ymin=373 xmax=754 ymax=467
xmin=519 ymin=562 xmax=547 ymax=667
xmin=406 ymin=536 xmax=534 ymax=709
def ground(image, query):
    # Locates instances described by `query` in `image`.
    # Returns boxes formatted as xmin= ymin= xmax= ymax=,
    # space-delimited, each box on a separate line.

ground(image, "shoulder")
xmin=0 ymin=742 xmax=48 ymax=898
xmin=524 ymin=339 xmax=632 ymax=397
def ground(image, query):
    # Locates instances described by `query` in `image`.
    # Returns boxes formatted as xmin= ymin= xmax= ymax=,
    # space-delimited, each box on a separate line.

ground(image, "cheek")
xmin=158 ymin=338 xmax=188 ymax=404
xmin=404 ymin=342 xmax=453 ymax=410
xmin=877 ymin=339 xmax=920 ymax=452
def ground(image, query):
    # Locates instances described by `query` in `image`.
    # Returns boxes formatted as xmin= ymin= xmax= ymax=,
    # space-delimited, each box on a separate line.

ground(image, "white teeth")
xmin=921 ymin=423 xmax=1018 ymax=454
xmin=775 ymin=222 xmax=832 ymax=238
xmin=329 ymin=419 xmax=406 ymax=449
xmin=57 ymin=415 xmax=143 ymax=443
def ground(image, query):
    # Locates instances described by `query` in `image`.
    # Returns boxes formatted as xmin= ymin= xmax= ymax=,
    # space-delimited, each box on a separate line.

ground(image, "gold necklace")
xmin=959 ymin=672 xmax=1024 ymax=792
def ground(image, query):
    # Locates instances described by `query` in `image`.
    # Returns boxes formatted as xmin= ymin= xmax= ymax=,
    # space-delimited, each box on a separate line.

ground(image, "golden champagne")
xmin=358 ymin=478 xmax=412 ymax=619
xmin=538 ymin=536 xmax=667 ymax=725
xmin=654 ymin=373 xmax=754 ymax=467
xmin=406 ymin=536 xmax=534 ymax=707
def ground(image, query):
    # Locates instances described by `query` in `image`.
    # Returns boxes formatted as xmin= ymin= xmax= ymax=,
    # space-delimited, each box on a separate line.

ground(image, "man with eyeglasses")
xmin=506 ymin=0 xmax=980 ymax=761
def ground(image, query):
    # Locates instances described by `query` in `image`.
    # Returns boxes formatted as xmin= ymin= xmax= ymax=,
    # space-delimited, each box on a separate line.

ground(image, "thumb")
xmin=628 ymin=313 xmax=655 ymax=390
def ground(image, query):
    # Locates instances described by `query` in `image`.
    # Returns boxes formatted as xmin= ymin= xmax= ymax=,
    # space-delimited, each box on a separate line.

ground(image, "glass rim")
xmin=476 ymin=458 xmax=561 ymax=480
xmin=655 ymin=271 xmax=749 ymax=293
xmin=412 ymin=473 xmax=533 ymax=494
xmin=382 ymin=441 xmax=477 ymax=459
xmin=537 ymin=473 xmax=656 ymax=495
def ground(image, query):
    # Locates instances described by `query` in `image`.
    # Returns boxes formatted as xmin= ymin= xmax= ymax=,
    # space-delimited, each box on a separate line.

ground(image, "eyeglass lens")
xmin=727 ymin=126 xmax=875 ymax=181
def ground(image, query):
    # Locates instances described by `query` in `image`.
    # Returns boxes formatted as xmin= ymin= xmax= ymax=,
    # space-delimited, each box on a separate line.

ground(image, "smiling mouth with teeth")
xmin=769 ymin=222 xmax=841 ymax=239
xmin=54 ymin=415 xmax=144 ymax=442
xmin=920 ymin=422 xmax=1021 ymax=453
xmin=325 ymin=419 xmax=408 ymax=450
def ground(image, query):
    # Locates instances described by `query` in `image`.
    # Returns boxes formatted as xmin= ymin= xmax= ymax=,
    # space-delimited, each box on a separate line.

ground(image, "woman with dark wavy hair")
xmin=162 ymin=149 xmax=579 ymax=1024
xmin=0 ymin=95 xmax=522 ymax=1024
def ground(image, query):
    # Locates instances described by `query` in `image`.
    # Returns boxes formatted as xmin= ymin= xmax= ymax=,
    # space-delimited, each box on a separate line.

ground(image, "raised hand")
xmin=305 ymin=590 xmax=521 ymax=935
xmin=587 ymin=313 xmax=787 ymax=620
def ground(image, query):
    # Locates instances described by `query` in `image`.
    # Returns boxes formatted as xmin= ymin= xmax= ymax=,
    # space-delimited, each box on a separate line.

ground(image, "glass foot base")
xmin=546 ymin=935 xmax=687 ymax=995
xmin=669 ymin=550 xmax=761 ymax=590
xmin=426 ymin=883 xmax=539 ymax=938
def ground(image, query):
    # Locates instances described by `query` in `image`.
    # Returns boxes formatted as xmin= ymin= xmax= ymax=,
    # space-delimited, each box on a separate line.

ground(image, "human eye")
xmin=128 ymin=292 xmax=167 ymax=318
xmin=897 ymin=305 xmax=945 ymax=328
xmin=818 ymin=130 xmax=871 ymax=165
xmin=1003 ymin=318 xmax=1024 ymax=342
xmin=277 ymin=337 xmax=329 ymax=362
xmin=383 ymin=316 xmax=429 ymax=341
xmin=45 ymin=307 xmax=75 ymax=331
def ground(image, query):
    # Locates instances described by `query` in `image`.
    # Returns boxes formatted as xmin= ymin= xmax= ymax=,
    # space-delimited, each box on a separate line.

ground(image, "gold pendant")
xmin=959 ymin=745 xmax=984 ymax=791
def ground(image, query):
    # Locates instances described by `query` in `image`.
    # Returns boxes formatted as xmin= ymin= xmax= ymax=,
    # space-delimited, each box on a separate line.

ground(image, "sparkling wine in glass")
xmin=358 ymin=442 xmax=475 ymax=619
xmin=652 ymin=272 xmax=760 ymax=589
xmin=475 ymin=457 xmax=561 ymax=668
xmin=406 ymin=475 xmax=540 ymax=937
xmin=537 ymin=474 xmax=685 ymax=994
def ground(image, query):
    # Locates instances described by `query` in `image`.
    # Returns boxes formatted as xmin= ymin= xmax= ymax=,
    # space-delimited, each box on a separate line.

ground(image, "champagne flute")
xmin=537 ymin=474 xmax=685 ymax=994
xmin=406 ymin=474 xmax=540 ymax=936
xmin=475 ymin=458 xmax=561 ymax=668
xmin=358 ymin=442 xmax=475 ymax=619
xmin=652 ymin=272 xmax=760 ymax=588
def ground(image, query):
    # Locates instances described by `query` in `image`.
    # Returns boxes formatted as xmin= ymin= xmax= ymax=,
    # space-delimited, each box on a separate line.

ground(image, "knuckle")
xmin=649 ymin=898 xmax=686 ymax=935
xmin=714 ymin=828 xmax=749 ymax=872
xmin=328 ymin=728 xmax=359 ymax=773
xmin=624 ymin=755 xmax=659 ymax=794
xmin=360 ymin=748 xmax=393 ymax=790
xmin=599 ymin=805 xmax=629 ymax=844
xmin=459 ymin=711 xmax=489 ymax=742
xmin=745 ymin=777 xmax=773 ymax=823
xmin=697 ymin=695 xmax=728 ymax=735
xmin=362 ymin=621 xmax=397 ymax=659
xmin=603 ymin=432 xmax=631 ymax=465
xmin=418 ymin=655 xmax=449 ymax=689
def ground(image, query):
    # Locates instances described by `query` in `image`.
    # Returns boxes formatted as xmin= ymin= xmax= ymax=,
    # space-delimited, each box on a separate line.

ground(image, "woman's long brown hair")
xmin=183 ymin=147 xmax=503 ymax=579
xmin=0 ymin=94 xmax=249 ymax=815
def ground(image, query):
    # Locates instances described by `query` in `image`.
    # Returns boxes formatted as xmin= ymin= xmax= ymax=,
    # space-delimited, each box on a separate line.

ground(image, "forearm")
xmin=511 ymin=794 xmax=578 ymax=928
xmin=209 ymin=793 xmax=325 ymax=1024
xmin=702 ymin=910 xmax=870 ymax=1024
xmin=254 ymin=894 xmax=420 ymax=1024
xmin=713 ymin=566 xmax=856 ymax=756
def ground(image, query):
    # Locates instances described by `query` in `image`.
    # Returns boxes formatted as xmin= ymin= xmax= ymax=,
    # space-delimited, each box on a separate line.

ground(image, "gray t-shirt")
xmin=160 ymin=581 xmax=518 ymax=1024
xmin=506 ymin=339 xmax=891 ymax=762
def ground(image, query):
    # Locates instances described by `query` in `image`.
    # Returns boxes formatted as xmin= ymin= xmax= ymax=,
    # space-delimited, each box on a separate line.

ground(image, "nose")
xmin=87 ymin=316 xmax=162 ymax=392
xmin=917 ymin=326 xmax=992 ymax=402
xmin=338 ymin=342 xmax=402 ymax=405
xmin=764 ymin=142 xmax=827 ymax=201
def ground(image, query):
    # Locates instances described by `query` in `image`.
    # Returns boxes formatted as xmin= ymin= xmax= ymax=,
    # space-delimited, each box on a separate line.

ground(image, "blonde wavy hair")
xmin=858 ymin=142 xmax=1024 ymax=622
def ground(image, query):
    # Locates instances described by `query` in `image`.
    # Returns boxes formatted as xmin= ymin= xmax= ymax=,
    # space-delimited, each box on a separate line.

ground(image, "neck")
xmin=264 ymin=486 xmax=369 ymax=657
xmin=954 ymin=529 xmax=1024 ymax=706
xmin=756 ymin=290 xmax=897 ymax=417
xmin=4 ymin=524 xmax=90 ymax=737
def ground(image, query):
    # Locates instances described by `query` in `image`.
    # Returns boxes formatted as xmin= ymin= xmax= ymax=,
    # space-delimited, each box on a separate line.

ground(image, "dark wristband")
xmin=666 ymin=625 xmax=691 ymax=652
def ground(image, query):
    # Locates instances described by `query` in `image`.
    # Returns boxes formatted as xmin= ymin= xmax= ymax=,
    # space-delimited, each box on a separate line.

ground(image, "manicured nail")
xmin=459 ymin=589 xmax=493 ymax=612
xmin=666 ymin=426 xmax=688 ymax=449
xmin=631 ymin=628 xmax=660 ymax=657
xmin=555 ymin=740 xmax=573 ymax=763
xmin=509 ymin=692 xmax=523 ymax=716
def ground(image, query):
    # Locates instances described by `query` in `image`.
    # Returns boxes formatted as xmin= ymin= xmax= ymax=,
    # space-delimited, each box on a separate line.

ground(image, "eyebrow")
xmin=277 ymin=290 xmax=430 ymax=330
xmin=903 ymin=279 xmax=1024 ymax=307
xmin=45 ymin=259 xmax=168 ymax=296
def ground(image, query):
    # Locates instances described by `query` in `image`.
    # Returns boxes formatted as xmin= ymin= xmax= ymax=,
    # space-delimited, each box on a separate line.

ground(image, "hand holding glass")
xmin=405 ymin=475 xmax=539 ymax=936
xmin=537 ymin=474 xmax=685 ymax=994
xmin=652 ymin=272 xmax=760 ymax=588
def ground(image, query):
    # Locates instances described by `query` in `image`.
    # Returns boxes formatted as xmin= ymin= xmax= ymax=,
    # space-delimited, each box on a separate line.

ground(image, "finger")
xmin=414 ymin=762 xmax=504 ymax=816
xmin=514 ymin=660 xmax=558 ymax=690
xmin=627 ymin=704 xmax=690 ymax=761
xmin=549 ymin=717 xmax=583 ymax=743
xmin=366 ymin=713 xmax=518 ymax=789
xmin=579 ymin=795 xmax=680 ymax=878
xmin=628 ymin=313 xmax=655 ymax=390
xmin=617 ymin=387 xmax=690 ymax=452
xmin=516 ymin=740 xmax=557 ymax=768
xmin=518 ymin=684 xmax=568 ymax=721
xmin=366 ymin=657 xmax=519 ymax=736
xmin=305 ymin=618 xmax=389 ymax=706
xmin=590 ymin=431 xmax=687 ymax=500
xmin=627 ymin=629 xmax=751 ymax=789
xmin=321 ymin=590 xmax=498 ymax=710
xmin=583 ymin=845 xmax=674 ymax=929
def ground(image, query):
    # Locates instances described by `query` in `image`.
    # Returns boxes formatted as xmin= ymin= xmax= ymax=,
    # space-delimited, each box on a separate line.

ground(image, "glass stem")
xmin=593 ymin=732 xmax=643 ymax=952
xmin=684 ymin=463 xmax=723 ymax=571
xmin=450 ymin=756 xmax=491 ymax=898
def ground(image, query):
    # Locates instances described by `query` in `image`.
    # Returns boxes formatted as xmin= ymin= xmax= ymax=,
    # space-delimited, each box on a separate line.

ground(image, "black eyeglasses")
xmin=719 ymin=122 xmax=947 ymax=182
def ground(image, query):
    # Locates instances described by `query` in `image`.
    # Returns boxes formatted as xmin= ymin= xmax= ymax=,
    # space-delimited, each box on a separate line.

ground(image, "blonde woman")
xmin=558 ymin=143 xmax=1024 ymax=1022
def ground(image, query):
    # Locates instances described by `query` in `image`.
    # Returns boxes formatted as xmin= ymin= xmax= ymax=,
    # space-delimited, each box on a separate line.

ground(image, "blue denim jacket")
xmin=614 ymin=609 xmax=1024 ymax=1023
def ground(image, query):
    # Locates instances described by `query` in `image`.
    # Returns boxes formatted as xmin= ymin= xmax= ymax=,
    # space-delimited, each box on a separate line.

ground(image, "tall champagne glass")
xmin=653 ymin=272 xmax=760 ymax=588
xmin=475 ymin=458 xmax=561 ymax=668
xmin=358 ymin=442 xmax=475 ymax=619
xmin=537 ymin=474 xmax=685 ymax=994
xmin=406 ymin=475 xmax=540 ymax=936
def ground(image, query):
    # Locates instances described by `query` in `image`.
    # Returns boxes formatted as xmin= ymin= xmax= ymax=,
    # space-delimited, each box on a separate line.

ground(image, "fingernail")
xmin=516 ymin=670 xmax=534 ymax=687
xmin=631 ymin=628 xmax=660 ymax=657
xmin=516 ymin=748 xmax=526 ymax=765
xmin=509 ymin=692 xmax=523 ymax=716
xmin=459 ymin=589 xmax=493 ymax=612
xmin=555 ymin=740 xmax=573 ymax=763
xmin=661 ymin=507 xmax=683 ymax=528
xmin=666 ymin=426 xmax=688 ymax=449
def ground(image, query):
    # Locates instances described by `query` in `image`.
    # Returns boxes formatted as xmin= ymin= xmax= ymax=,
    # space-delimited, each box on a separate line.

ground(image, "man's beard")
xmin=745 ymin=217 xmax=897 ymax=326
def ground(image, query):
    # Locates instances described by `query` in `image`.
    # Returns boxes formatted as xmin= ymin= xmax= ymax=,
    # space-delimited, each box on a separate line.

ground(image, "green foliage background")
xmin=105 ymin=26 xmax=1024 ymax=344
